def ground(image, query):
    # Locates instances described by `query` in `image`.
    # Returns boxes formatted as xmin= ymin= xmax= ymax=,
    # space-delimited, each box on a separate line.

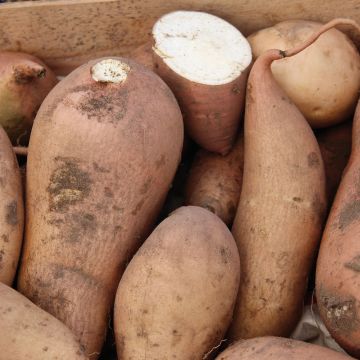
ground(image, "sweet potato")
xmin=0 ymin=126 xmax=24 ymax=285
xmin=17 ymin=58 xmax=183 ymax=358
xmin=317 ymin=121 xmax=352 ymax=205
xmin=129 ymin=42 xmax=155 ymax=72
xmin=247 ymin=20 xmax=360 ymax=128
xmin=316 ymin=99 xmax=360 ymax=357
xmin=0 ymin=51 xmax=58 ymax=145
xmin=229 ymin=21 xmax=342 ymax=340
xmin=185 ymin=134 xmax=244 ymax=225
xmin=215 ymin=337 xmax=352 ymax=359
xmin=151 ymin=10 xmax=252 ymax=155
xmin=0 ymin=282 xmax=87 ymax=359
xmin=114 ymin=206 xmax=240 ymax=359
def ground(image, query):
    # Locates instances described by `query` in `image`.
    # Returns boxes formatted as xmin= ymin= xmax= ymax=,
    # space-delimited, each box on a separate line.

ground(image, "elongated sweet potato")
xmin=151 ymin=10 xmax=252 ymax=155
xmin=0 ymin=126 xmax=24 ymax=285
xmin=215 ymin=337 xmax=352 ymax=359
xmin=185 ymin=134 xmax=244 ymax=225
xmin=317 ymin=121 xmax=352 ymax=206
xmin=248 ymin=20 xmax=360 ymax=128
xmin=316 ymin=99 xmax=360 ymax=357
xmin=17 ymin=58 xmax=183 ymax=358
xmin=114 ymin=206 xmax=240 ymax=359
xmin=0 ymin=282 xmax=87 ymax=359
xmin=229 ymin=21 xmax=341 ymax=340
xmin=0 ymin=51 xmax=58 ymax=145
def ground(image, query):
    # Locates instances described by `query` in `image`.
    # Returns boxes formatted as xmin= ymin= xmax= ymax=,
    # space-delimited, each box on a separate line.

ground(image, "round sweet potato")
xmin=114 ymin=206 xmax=240 ymax=359
xmin=215 ymin=337 xmax=352 ymax=359
xmin=0 ymin=51 xmax=58 ymax=145
xmin=17 ymin=58 xmax=183 ymax=358
xmin=316 ymin=99 xmax=360 ymax=357
xmin=0 ymin=282 xmax=87 ymax=359
xmin=248 ymin=20 xmax=360 ymax=128
xmin=185 ymin=134 xmax=244 ymax=225
xmin=0 ymin=126 xmax=24 ymax=285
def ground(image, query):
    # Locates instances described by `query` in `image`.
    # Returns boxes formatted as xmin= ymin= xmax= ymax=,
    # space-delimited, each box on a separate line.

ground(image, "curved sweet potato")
xmin=0 ymin=282 xmax=87 ymax=360
xmin=17 ymin=58 xmax=183 ymax=358
xmin=215 ymin=337 xmax=352 ymax=359
xmin=0 ymin=126 xmax=24 ymax=285
xmin=316 ymin=99 xmax=360 ymax=357
xmin=229 ymin=22 xmax=334 ymax=340
xmin=185 ymin=134 xmax=244 ymax=225
xmin=0 ymin=51 xmax=58 ymax=145
xmin=114 ymin=206 xmax=240 ymax=359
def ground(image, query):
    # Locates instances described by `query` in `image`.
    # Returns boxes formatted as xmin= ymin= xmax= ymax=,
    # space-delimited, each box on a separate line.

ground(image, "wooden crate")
xmin=0 ymin=0 xmax=359 ymax=75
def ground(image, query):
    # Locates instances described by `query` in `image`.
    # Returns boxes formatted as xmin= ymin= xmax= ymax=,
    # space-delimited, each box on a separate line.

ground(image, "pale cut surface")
xmin=153 ymin=11 xmax=252 ymax=85
xmin=91 ymin=59 xmax=130 ymax=83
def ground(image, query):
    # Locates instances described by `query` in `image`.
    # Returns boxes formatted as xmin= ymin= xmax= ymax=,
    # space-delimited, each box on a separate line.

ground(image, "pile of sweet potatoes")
xmin=0 ymin=9 xmax=360 ymax=360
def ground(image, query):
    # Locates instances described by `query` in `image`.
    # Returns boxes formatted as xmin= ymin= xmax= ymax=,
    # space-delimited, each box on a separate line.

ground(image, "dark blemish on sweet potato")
xmin=338 ymin=200 xmax=360 ymax=231
xmin=104 ymin=187 xmax=114 ymax=198
xmin=155 ymin=154 xmax=166 ymax=169
xmin=77 ymin=86 xmax=129 ymax=124
xmin=43 ymin=347 xmax=48 ymax=352
xmin=345 ymin=255 xmax=360 ymax=272
xmin=64 ymin=212 xmax=97 ymax=244
xmin=220 ymin=246 xmax=230 ymax=264
xmin=131 ymin=199 xmax=145 ymax=216
xmin=152 ymin=343 xmax=160 ymax=347
xmin=323 ymin=50 xmax=331 ymax=57
xmin=142 ymin=309 xmax=148 ymax=314
xmin=5 ymin=201 xmax=18 ymax=226
xmin=172 ymin=329 xmax=182 ymax=346
xmin=48 ymin=157 xmax=92 ymax=212
xmin=137 ymin=327 xmax=148 ymax=338
xmin=93 ymin=162 xmax=110 ymax=173
xmin=276 ymin=252 xmax=289 ymax=269
xmin=176 ymin=295 xmax=182 ymax=302
xmin=292 ymin=197 xmax=303 ymax=202
xmin=307 ymin=152 xmax=320 ymax=168
xmin=0 ymin=177 xmax=5 ymax=187
xmin=140 ymin=177 xmax=152 ymax=195
xmin=318 ymin=287 xmax=358 ymax=333
xmin=1 ymin=234 xmax=9 ymax=243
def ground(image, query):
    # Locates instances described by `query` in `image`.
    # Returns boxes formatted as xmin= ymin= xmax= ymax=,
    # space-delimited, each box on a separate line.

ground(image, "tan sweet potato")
xmin=0 ymin=51 xmax=58 ymax=145
xmin=17 ymin=58 xmax=183 ymax=358
xmin=247 ymin=20 xmax=360 ymax=128
xmin=185 ymin=134 xmax=244 ymax=225
xmin=215 ymin=337 xmax=353 ymax=359
xmin=229 ymin=22 xmax=336 ymax=340
xmin=0 ymin=282 xmax=87 ymax=359
xmin=0 ymin=126 xmax=24 ymax=285
xmin=316 ymin=99 xmax=360 ymax=357
xmin=151 ymin=10 xmax=252 ymax=155
xmin=317 ymin=121 xmax=352 ymax=205
xmin=114 ymin=206 xmax=240 ymax=359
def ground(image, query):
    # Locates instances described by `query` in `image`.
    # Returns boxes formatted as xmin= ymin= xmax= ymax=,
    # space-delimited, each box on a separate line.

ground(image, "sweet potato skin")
xmin=114 ymin=206 xmax=240 ymax=359
xmin=0 ymin=51 xmax=58 ymax=144
xmin=17 ymin=58 xmax=183 ymax=358
xmin=248 ymin=20 xmax=360 ymax=128
xmin=0 ymin=126 xmax=24 ymax=285
xmin=0 ymin=282 xmax=87 ymax=360
xmin=185 ymin=135 xmax=244 ymax=225
xmin=215 ymin=337 xmax=352 ymax=359
xmin=316 ymin=100 xmax=360 ymax=357
xmin=229 ymin=51 xmax=327 ymax=340
xmin=153 ymin=52 xmax=248 ymax=155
